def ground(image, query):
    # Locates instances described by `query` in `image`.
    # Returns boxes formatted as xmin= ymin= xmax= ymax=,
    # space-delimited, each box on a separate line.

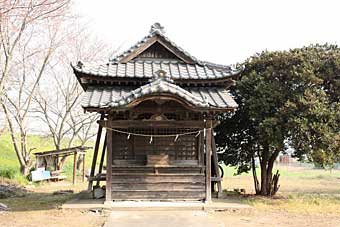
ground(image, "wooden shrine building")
xmin=72 ymin=23 xmax=241 ymax=202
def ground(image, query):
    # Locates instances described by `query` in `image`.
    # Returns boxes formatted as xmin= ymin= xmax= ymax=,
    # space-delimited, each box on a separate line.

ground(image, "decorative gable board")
xmin=133 ymin=41 xmax=182 ymax=61
xmin=119 ymin=35 xmax=195 ymax=64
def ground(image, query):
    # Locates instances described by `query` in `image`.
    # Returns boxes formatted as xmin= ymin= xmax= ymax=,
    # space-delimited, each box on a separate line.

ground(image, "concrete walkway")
xmin=62 ymin=198 xmax=251 ymax=212
xmin=104 ymin=211 xmax=224 ymax=227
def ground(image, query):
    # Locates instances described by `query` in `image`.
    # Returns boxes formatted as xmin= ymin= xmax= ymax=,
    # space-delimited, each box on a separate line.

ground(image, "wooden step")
xmin=111 ymin=174 xmax=204 ymax=183
xmin=111 ymin=190 xmax=205 ymax=200
xmin=111 ymin=182 xmax=205 ymax=191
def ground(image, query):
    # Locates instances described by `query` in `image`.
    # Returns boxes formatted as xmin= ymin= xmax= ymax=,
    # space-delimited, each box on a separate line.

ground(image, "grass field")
xmin=0 ymin=133 xmax=98 ymax=183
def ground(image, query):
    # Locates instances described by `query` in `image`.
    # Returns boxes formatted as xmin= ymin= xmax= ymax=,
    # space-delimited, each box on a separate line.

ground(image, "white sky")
xmin=72 ymin=0 xmax=340 ymax=65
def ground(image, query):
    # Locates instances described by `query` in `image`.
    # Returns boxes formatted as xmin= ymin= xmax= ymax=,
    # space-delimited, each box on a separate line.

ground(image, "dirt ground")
xmin=2 ymin=205 xmax=340 ymax=227
xmin=211 ymin=210 xmax=340 ymax=227
xmin=1 ymin=166 xmax=340 ymax=227
xmin=0 ymin=181 xmax=108 ymax=227
xmin=0 ymin=209 xmax=107 ymax=227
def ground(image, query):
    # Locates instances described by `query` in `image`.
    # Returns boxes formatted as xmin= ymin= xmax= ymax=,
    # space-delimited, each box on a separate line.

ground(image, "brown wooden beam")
xmin=73 ymin=151 xmax=77 ymax=185
xmin=205 ymin=120 xmax=212 ymax=203
xmin=88 ymin=114 xmax=104 ymax=191
xmin=98 ymin=120 xmax=206 ymax=129
xmin=105 ymin=129 xmax=113 ymax=202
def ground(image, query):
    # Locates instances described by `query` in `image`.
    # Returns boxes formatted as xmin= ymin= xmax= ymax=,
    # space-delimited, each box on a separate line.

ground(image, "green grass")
xmin=221 ymin=164 xmax=340 ymax=179
xmin=220 ymin=162 xmax=340 ymax=214
xmin=0 ymin=132 xmax=96 ymax=184
xmin=244 ymin=193 xmax=340 ymax=215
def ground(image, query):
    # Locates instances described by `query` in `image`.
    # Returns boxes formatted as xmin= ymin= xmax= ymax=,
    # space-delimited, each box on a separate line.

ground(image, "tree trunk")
xmin=58 ymin=156 xmax=68 ymax=170
xmin=20 ymin=164 xmax=30 ymax=177
xmin=76 ymin=154 xmax=84 ymax=170
xmin=251 ymin=156 xmax=261 ymax=194
xmin=260 ymin=161 xmax=268 ymax=195
xmin=258 ymin=156 xmax=280 ymax=196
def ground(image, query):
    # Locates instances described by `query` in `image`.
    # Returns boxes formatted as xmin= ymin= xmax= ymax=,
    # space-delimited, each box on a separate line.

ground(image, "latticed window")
xmin=111 ymin=128 xmax=198 ymax=162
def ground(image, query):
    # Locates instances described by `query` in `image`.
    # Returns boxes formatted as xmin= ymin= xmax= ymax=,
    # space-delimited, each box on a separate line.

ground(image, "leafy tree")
xmin=216 ymin=44 xmax=340 ymax=196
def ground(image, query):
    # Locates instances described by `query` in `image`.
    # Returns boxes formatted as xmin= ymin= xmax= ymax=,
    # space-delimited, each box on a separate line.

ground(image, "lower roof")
xmin=81 ymin=84 xmax=238 ymax=112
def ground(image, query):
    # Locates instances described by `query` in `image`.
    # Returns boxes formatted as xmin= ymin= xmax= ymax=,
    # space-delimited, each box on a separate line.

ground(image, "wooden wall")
xmin=111 ymin=128 xmax=199 ymax=165
xmin=110 ymin=167 xmax=205 ymax=200
xmin=108 ymin=126 xmax=206 ymax=201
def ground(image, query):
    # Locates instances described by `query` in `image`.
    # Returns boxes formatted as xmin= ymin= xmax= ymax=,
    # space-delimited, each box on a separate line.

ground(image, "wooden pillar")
xmin=211 ymin=131 xmax=223 ymax=197
xmin=105 ymin=129 xmax=113 ymax=202
xmin=88 ymin=115 xmax=104 ymax=191
xmin=82 ymin=154 xmax=86 ymax=182
xmin=96 ymin=134 xmax=107 ymax=186
xmin=205 ymin=120 xmax=212 ymax=203
xmin=200 ymin=133 xmax=204 ymax=169
xmin=197 ymin=132 xmax=202 ymax=165
xmin=73 ymin=151 xmax=77 ymax=185
xmin=55 ymin=155 xmax=58 ymax=171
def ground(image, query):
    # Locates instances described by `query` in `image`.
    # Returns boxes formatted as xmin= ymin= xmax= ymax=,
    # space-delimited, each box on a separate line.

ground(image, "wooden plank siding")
xmin=110 ymin=173 xmax=205 ymax=201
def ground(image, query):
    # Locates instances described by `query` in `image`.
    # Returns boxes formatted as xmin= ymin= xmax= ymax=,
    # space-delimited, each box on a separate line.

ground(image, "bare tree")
xmin=1 ymin=28 xmax=60 ymax=175
xmin=0 ymin=0 xmax=69 ymax=98
xmin=34 ymin=74 xmax=97 ymax=170
xmin=69 ymin=111 xmax=99 ymax=170
xmin=34 ymin=21 xmax=112 ymax=170
xmin=0 ymin=0 xmax=70 ymax=176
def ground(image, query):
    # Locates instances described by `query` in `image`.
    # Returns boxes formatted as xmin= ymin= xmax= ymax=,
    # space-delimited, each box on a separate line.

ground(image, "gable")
xmin=133 ymin=41 xmax=182 ymax=61
xmin=116 ymin=32 xmax=196 ymax=64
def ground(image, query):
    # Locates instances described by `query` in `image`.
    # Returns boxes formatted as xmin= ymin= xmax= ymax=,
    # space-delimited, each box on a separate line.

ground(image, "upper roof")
xmin=73 ymin=60 xmax=239 ymax=81
xmin=72 ymin=23 xmax=241 ymax=86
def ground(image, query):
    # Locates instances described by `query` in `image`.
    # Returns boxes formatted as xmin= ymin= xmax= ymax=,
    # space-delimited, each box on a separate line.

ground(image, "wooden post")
xmin=73 ymin=151 xmax=77 ymax=185
xmin=96 ymin=134 xmax=107 ymax=186
xmin=200 ymin=133 xmax=204 ymax=169
xmin=55 ymin=155 xmax=58 ymax=171
xmin=211 ymin=131 xmax=223 ymax=197
xmin=88 ymin=115 xmax=104 ymax=191
xmin=82 ymin=154 xmax=86 ymax=182
xmin=197 ymin=131 xmax=202 ymax=165
xmin=205 ymin=120 xmax=212 ymax=203
xmin=105 ymin=129 xmax=113 ymax=202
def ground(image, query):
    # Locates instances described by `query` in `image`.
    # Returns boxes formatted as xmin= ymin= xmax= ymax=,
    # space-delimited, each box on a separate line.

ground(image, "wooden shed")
xmin=72 ymin=23 xmax=241 ymax=202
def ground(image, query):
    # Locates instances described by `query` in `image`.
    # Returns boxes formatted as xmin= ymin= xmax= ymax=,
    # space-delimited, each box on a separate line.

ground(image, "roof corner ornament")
xmin=77 ymin=61 xmax=83 ymax=69
xmin=150 ymin=22 xmax=165 ymax=34
xmin=151 ymin=70 xmax=173 ymax=83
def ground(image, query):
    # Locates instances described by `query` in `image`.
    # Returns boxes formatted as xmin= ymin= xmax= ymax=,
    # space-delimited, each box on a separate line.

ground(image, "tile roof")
xmin=72 ymin=60 xmax=240 ymax=80
xmin=109 ymin=24 xmax=238 ymax=71
xmin=72 ymin=23 xmax=242 ymax=83
xmin=81 ymin=81 xmax=238 ymax=110
xmin=110 ymin=24 xmax=199 ymax=64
